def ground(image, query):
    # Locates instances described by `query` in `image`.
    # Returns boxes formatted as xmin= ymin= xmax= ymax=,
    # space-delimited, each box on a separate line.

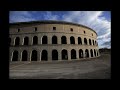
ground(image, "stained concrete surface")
xmin=9 ymin=53 xmax=111 ymax=79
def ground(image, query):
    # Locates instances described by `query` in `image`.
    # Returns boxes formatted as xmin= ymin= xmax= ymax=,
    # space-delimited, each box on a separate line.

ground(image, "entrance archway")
xmin=90 ymin=49 xmax=93 ymax=57
xmin=12 ymin=50 xmax=18 ymax=61
xmin=79 ymin=49 xmax=83 ymax=58
xmin=31 ymin=50 xmax=37 ymax=61
xmin=15 ymin=37 xmax=20 ymax=46
xmin=41 ymin=50 xmax=48 ymax=61
xmin=22 ymin=50 xmax=27 ymax=61
xmin=62 ymin=49 xmax=68 ymax=60
xmin=85 ymin=49 xmax=89 ymax=58
xmin=71 ymin=49 xmax=76 ymax=59
xmin=52 ymin=50 xmax=58 ymax=60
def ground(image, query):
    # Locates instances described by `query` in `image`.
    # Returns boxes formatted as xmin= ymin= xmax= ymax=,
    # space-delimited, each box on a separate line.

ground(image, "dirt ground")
xmin=9 ymin=53 xmax=111 ymax=79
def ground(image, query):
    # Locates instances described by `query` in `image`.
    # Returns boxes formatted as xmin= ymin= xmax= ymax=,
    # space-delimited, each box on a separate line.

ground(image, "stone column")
xmin=28 ymin=51 xmax=31 ymax=61
xmin=76 ymin=50 xmax=79 ymax=60
xmin=48 ymin=49 xmax=52 ymax=61
xmin=48 ymin=35 xmax=51 ymax=44
xmin=18 ymin=51 xmax=22 ymax=61
xmin=37 ymin=50 xmax=40 ymax=61
xmin=58 ymin=50 xmax=62 ymax=61
xmin=58 ymin=36 xmax=61 ymax=44
xmin=68 ymin=50 xmax=71 ymax=60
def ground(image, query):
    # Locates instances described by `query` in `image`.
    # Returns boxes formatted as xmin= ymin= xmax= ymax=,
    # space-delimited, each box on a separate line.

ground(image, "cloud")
xmin=9 ymin=11 xmax=36 ymax=23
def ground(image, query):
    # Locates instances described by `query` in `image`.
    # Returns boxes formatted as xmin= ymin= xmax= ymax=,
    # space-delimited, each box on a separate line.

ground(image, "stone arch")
xmin=42 ymin=36 xmax=47 ymax=44
xmin=79 ymin=49 xmax=83 ymax=58
xmin=52 ymin=36 xmax=57 ymax=44
xmin=24 ymin=36 xmax=29 ymax=45
xmin=12 ymin=50 xmax=18 ymax=61
xmin=41 ymin=50 xmax=48 ymax=61
xmin=33 ymin=36 xmax=38 ymax=45
xmin=89 ymin=39 xmax=91 ymax=45
xmin=94 ymin=49 xmax=96 ymax=57
xmin=31 ymin=50 xmax=37 ymax=61
xmin=15 ymin=37 xmax=20 ymax=46
xmin=78 ymin=37 xmax=82 ymax=45
xmin=70 ymin=36 xmax=75 ymax=44
xmin=85 ymin=49 xmax=89 ymax=58
xmin=90 ymin=49 xmax=93 ymax=57
xmin=71 ymin=49 xmax=76 ymax=59
xmin=52 ymin=49 xmax=58 ymax=60
xmin=84 ymin=38 xmax=87 ymax=45
xmin=93 ymin=40 xmax=94 ymax=45
xmin=61 ymin=36 xmax=67 ymax=44
xmin=61 ymin=49 xmax=68 ymax=60
xmin=22 ymin=50 xmax=27 ymax=61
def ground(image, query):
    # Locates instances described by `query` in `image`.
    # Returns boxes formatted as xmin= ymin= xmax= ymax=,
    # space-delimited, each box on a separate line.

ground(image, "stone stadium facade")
xmin=9 ymin=20 xmax=100 ymax=62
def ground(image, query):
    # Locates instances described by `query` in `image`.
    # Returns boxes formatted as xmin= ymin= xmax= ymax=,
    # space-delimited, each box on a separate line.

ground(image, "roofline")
xmin=9 ymin=20 xmax=97 ymax=35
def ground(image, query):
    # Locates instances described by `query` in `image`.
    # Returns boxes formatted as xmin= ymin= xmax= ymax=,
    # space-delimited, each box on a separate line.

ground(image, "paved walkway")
xmin=9 ymin=54 xmax=111 ymax=79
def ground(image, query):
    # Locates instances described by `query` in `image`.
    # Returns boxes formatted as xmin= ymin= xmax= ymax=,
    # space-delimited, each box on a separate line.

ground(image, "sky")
xmin=9 ymin=11 xmax=111 ymax=49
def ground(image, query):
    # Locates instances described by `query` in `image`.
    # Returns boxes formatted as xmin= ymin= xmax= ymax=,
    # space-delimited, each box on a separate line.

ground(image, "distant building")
xmin=9 ymin=20 xmax=100 ymax=61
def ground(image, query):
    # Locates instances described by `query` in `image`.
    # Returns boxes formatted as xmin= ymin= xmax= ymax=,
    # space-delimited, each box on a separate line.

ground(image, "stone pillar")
xmin=76 ymin=50 xmax=79 ymax=60
xmin=30 ymin=37 xmax=33 ymax=45
xmin=58 ymin=50 xmax=62 ymax=61
xmin=89 ymin=49 xmax=91 ymax=58
xmin=38 ymin=36 xmax=41 ymax=45
xmin=58 ymin=36 xmax=61 ymax=44
xmin=20 ymin=37 xmax=24 ymax=45
xmin=75 ymin=37 xmax=78 ymax=45
xmin=68 ymin=50 xmax=71 ymax=60
xmin=37 ymin=50 xmax=40 ymax=61
xmin=18 ymin=51 xmax=22 ymax=61
xmin=28 ymin=51 xmax=31 ymax=61
xmin=48 ymin=49 xmax=52 ymax=61
xmin=48 ymin=35 xmax=51 ymax=44
xmin=67 ymin=36 xmax=70 ymax=44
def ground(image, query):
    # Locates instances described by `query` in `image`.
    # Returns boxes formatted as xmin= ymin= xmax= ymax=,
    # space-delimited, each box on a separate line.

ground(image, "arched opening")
xmin=22 ymin=50 xmax=27 ymax=61
xmin=89 ymin=39 xmax=91 ymax=45
xmin=24 ymin=37 xmax=29 ymax=45
xmin=93 ymin=40 xmax=94 ymax=45
xmin=95 ymin=41 xmax=96 ymax=45
xmin=52 ymin=36 xmax=57 ymax=44
xmin=42 ymin=36 xmax=47 ymax=44
xmin=12 ymin=50 xmax=18 ymax=61
xmin=9 ymin=37 xmax=11 ymax=46
xmin=31 ymin=50 xmax=37 ymax=61
xmin=78 ymin=37 xmax=82 ymax=45
xmin=71 ymin=49 xmax=76 ymax=59
xmin=15 ymin=37 xmax=20 ymax=46
xmin=84 ymin=38 xmax=87 ymax=45
xmin=52 ymin=50 xmax=58 ymax=60
xmin=94 ymin=49 xmax=96 ymax=57
xmin=33 ymin=36 xmax=38 ymax=45
xmin=90 ymin=49 xmax=93 ymax=57
xmin=85 ymin=49 xmax=89 ymax=58
xmin=79 ymin=49 xmax=83 ymax=58
xmin=61 ymin=36 xmax=67 ymax=44
xmin=41 ymin=50 xmax=48 ymax=61
xmin=70 ymin=36 xmax=75 ymax=44
xmin=62 ymin=49 xmax=68 ymax=60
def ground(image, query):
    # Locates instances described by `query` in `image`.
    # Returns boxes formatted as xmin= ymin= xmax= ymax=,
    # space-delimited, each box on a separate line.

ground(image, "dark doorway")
xmin=42 ymin=36 xmax=47 ymax=44
xmin=93 ymin=40 xmax=94 ymax=45
xmin=78 ymin=37 xmax=82 ymax=45
xmin=15 ymin=37 xmax=20 ymax=46
xmin=71 ymin=49 xmax=76 ymax=59
xmin=61 ymin=36 xmax=67 ymax=44
xmin=12 ymin=50 xmax=18 ymax=61
xmin=52 ymin=36 xmax=57 ymax=44
xmin=90 ymin=49 xmax=93 ymax=57
xmin=84 ymin=38 xmax=87 ymax=45
xmin=52 ymin=50 xmax=58 ymax=60
xmin=89 ymin=39 xmax=91 ymax=45
xmin=31 ymin=50 xmax=37 ymax=61
xmin=33 ymin=36 xmax=38 ymax=45
xmin=22 ymin=50 xmax=27 ymax=61
xmin=41 ymin=50 xmax=48 ymax=61
xmin=94 ymin=49 xmax=96 ymax=56
xmin=85 ymin=49 xmax=89 ymax=58
xmin=24 ymin=37 xmax=29 ymax=45
xmin=79 ymin=49 xmax=83 ymax=58
xmin=62 ymin=49 xmax=68 ymax=60
xmin=70 ymin=36 xmax=75 ymax=44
